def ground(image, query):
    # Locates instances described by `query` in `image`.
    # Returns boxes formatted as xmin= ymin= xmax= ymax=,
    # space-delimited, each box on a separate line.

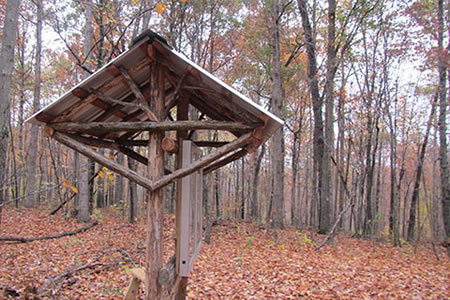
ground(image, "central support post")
xmin=145 ymin=62 xmax=165 ymax=299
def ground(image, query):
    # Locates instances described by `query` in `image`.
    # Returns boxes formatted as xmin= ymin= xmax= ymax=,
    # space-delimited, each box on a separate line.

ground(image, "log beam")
xmin=194 ymin=141 xmax=229 ymax=148
xmin=203 ymin=148 xmax=248 ymax=175
xmin=164 ymin=72 xmax=188 ymax=117
xmin=48 ymin=129 xmax=153 ymax=191
xmin=161 ymin=136 xmax=178 ymax=153
xmin=90 ymin=88 xmax=155 ymax=118
xmin=49 ymin=120 xmax=255 ymax=134
xmin=119 ymin=66 xmax=158 ymax=121
xmin=118 ymin=139 xmax=229 ymax=148
xmin=151 ymin=132 xmax=252 ymax=191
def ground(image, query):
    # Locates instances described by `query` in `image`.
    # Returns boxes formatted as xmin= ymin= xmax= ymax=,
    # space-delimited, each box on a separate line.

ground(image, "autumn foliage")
xmin=1 ymin=207 xmax=448 ymax=299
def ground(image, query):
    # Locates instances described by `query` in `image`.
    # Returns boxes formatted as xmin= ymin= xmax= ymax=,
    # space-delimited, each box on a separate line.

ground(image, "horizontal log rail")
xmin=49 ymin=121 xmax=255 ymax=134
xmin=118 ymin=139 xmax=229 ymax=148
xmin=48 ymin=128 xmax=251 ymax=193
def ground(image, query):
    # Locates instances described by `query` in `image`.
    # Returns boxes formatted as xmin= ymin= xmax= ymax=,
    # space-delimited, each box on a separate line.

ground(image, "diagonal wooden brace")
xmin=47 ymin=128 xmax=154 ymax=191
xmin=46 ymin=127 xmax=251 ymax=194
xmin=151 ymin=132 xmax=252 ymax=191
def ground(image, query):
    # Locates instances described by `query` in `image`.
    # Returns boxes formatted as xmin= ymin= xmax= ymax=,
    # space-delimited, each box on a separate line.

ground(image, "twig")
xmin=315 ymin=155 xmax=355 ymax=251
xmin=0 ymin=220 xmax=98 ymax=243
xmin=431 ymin=242 xmax=440 ymax=262
xmin=38 ymin=261 xmax=105 ymax=294
xmin=316 ymin=202 xmax=352 ymax=251
xmin=39 ymin=248 xmax=135 ymax=294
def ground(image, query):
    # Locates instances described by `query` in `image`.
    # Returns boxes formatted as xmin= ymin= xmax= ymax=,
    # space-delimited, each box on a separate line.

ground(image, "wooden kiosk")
xmin=27 ymin=30 xmax=283 ymax=299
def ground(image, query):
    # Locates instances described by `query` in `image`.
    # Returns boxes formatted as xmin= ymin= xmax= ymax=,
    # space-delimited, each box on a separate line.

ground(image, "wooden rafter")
xmin=164 ymin=71 xmax=188 ymax=117
xmin=119 ymin=66 xmax=158 ymax=121
xmin=91 ymin=88 xmax=156 ymax=119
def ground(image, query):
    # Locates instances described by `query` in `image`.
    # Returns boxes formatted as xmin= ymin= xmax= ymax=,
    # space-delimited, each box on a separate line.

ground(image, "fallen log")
xmin=0 ymin=220 xmax=98 ymax=243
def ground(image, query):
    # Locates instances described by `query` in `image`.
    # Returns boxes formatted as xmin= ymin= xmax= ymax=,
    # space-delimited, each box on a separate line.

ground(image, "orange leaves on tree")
xmin=156 ymin=3 xmax=167 ymax=15
xmin=63 ymin=178 xmax=78 ymax=194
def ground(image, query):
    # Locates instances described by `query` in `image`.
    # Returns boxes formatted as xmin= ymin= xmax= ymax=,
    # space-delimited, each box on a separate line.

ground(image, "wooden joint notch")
xmin=187 ymin=66 xmax=202 ymax=82
xmin=106 ymin=64 xmax=121 ymax=77
xmin=220 ymin=87 xmax=232 ymax=100
xmin=35 ymin=111 xmax=55 ymax=123
xmin=71 ymin=87 xmax=90 ymax=99
xmin=43 ymin=126 xmax=55 ymax=137
xmin=151 ymin=40 xmax=169 ymax=59
xmin=247 ymin=126 xmax=266 ymax=154
xmin=146 ymin=44 xmax=156 ymax=61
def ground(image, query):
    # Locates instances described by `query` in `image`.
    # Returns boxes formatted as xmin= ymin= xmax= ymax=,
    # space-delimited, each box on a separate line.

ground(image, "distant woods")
xmin=0 ymin=0 xmax=448 ymax=247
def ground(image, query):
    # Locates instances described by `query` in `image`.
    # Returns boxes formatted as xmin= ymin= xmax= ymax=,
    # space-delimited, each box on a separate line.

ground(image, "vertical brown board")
xmin=175 ymin=96 xmax=189 ymax=299
xmin=145 ymin=62 xmax=165 ymax=299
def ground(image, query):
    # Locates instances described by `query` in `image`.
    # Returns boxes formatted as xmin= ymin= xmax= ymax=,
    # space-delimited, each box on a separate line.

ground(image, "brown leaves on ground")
xmin=0 ymin=207 xmax=448 ymax=299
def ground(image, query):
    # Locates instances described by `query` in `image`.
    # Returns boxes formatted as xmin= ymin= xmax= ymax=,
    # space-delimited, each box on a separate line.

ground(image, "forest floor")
xmin=0 ymin=207 xmax=448 ymax=299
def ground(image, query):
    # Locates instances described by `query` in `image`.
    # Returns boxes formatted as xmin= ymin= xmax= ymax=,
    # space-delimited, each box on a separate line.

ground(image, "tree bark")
xmin=77 ymin=0 xmax=94 ymax=223
xmin=0 ymin=0 xmax=21 ymax=224
xmin=24 ymin=0 xmax=43 ymax=207
xmin=128 ymin=157 xmax=137 ymax=223
xmin=319 ymin=0 xmax=337 ymax=234
xmin=437 ymin=0 xmax=450 ymax=246
xmin=271 ymin=0 xmax=285 ymax=229
xmin=407 ymin=95 xmax=437 ymax=241
xmin=297 ymin=0 xmax=325 ymax=232
xmin=251 ymin=145 xmax=265 ymax=219
xmin=144 ymin=62 xmax=165 ymax=300
xmin=113 ymin=152 xmax=124 ymax=207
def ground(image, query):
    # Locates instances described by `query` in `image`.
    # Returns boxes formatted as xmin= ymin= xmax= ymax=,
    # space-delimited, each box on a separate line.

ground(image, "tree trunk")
xmin=215 ymin=170 xmax=220 ymax=219
xmin=241 ymin=157 xmax=245 ymax=219
xmin=271 ymin=0 xmax=285 ymax=229
xmin=252 ymin=145 xmax=265 ymax=220
xmin=113 ymin=152 xmax=124 ymax=207
xmin=25 ymin=0 xmax=43 ymax=208
xmin=96 ymin=148 xmax=105 ymax=207
xmin=297 ymin=0 xmax=325 ymax=232
xmin=319 ymin=0 xmax=337 ymax=234
xmin=0 ymin=0 xmax=21 ymax=224
xmin=407 ymin=95 xmax=437 ymax=241
xmin=78 ymin=157 xmax=90 ymax=223
xmin=77 ymin=0 xmax=94 ymax=222
xmin=128 ymin=157 xmax=138 ymax=223
xmin=437 ymin=0 xmax=450 ymax=247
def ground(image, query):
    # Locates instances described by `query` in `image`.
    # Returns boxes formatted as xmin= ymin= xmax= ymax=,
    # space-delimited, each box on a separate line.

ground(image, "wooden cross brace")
xmin=44 ymin=127 xmax=252 ymax=193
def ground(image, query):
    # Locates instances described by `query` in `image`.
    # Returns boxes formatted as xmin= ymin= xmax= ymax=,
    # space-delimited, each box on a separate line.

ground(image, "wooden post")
xmin=175 ymin=96 xmax=189 ymax=300
xmin=145 ymin=62 xmax=165 ymax=300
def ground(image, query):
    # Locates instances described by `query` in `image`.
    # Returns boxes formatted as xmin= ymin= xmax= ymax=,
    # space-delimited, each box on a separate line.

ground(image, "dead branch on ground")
xmin=0 ymin=220 xmax=98 ymax=243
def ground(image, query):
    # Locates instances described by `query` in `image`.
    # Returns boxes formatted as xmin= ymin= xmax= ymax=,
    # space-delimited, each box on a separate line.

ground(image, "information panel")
xmin=179 ymin=140 xmax=203 ymax=276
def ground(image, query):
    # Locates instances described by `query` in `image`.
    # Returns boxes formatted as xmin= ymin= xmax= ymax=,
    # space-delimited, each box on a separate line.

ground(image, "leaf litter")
xmin=0 ymin=208 xmax=448 ymax=299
